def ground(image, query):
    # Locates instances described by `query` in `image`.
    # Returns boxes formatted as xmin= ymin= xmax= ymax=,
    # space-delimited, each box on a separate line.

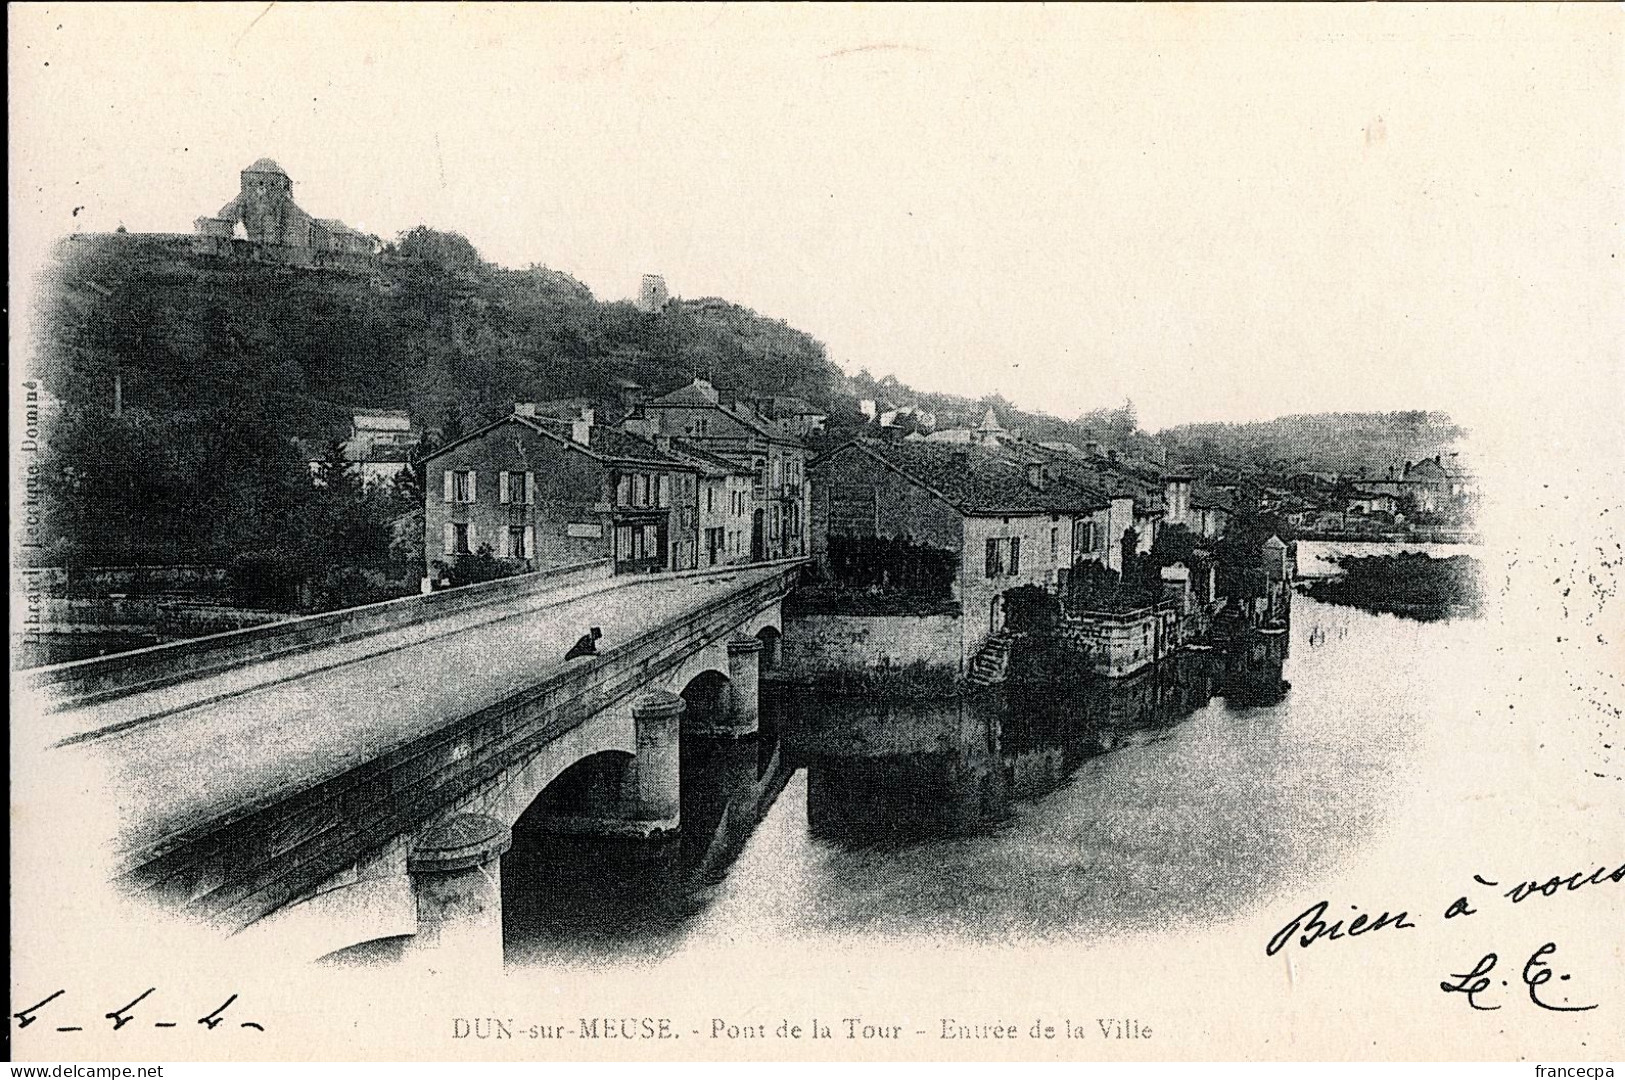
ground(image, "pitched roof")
xmin=1190 ymin=481 xmax=1236 ymax=511
xmin=419 ymin=413 xmax=691 ymax=469
xmin=821 ymin=438 xmax=1109 ymax=515
xmin=243 ymin=158 xmax=288 ymax=175
xmin=521 ymin=415 xmax=691 ymax=466
xmin=314 ymin=217 xmax=369 ymax=237
xmin=667 ymin=437 xmax=750 ymax=477
xmin=1011 ymin=440 xmax=1159 ymax=507
xmin=642 ymin=380 xmax=801 ymax=445
xmin=648 ymin=378 xmax=721 ymax=407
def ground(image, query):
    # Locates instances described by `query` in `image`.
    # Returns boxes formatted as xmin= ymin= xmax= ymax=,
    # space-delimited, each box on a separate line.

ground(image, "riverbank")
xmin=1300 ymin=551 xmax=1482 ymax=621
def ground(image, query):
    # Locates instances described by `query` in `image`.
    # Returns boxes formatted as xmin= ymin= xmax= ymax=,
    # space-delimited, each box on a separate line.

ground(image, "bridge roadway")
xmin=38 ymin=561 xmax=798 ymax=871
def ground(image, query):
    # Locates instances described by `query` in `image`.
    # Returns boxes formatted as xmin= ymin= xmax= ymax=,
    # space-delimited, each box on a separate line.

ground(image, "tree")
xmin=1106 ymin=398 xmax=1138 ymax=446
xmin=391 ymin=226 xmax=483 ymax=270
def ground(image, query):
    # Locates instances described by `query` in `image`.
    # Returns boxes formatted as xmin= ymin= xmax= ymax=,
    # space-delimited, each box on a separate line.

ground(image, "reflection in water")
xmin=502 ymin=735 xmax=793 ymax=967
xmin=503 ymin=594 xmax=1454 ymax=962
xmin=793 ymin=650 xmax=1220 ymax=848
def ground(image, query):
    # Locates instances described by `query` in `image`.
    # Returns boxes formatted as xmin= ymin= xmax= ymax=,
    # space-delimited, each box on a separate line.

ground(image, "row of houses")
xmin=1269 ymin=453 xmax=1480 ymax=532
xmin=801 ymin=430 xmax=1236 ymax=670
xmin=410 ymin=389 xmax=1264 ymax=681
xmin=420 ymin=378 xmax=814 ymax=579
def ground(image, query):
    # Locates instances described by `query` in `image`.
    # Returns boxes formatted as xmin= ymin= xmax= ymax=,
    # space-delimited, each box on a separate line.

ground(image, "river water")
xmin=503 ymin=568 xmax=1485 ymax=967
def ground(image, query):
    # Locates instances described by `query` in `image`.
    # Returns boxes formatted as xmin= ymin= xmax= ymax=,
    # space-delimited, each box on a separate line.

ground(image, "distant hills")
xmin=1153 ymin=412 xmax=1468 ymax=478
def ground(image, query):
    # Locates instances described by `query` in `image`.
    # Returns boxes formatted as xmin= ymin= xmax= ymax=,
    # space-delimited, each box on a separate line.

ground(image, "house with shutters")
xmin=624 ymin=378 xmax=811 ymax=563
xmin=420 ymin=407 xmax=700 ymax=581
xmin=661 ymin=437 xmax=755 ymax=568
xmin=807 ymin=438 xmax=1113 ymax=657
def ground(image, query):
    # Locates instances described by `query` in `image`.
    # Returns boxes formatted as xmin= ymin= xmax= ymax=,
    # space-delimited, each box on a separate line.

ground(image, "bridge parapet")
xmin=26 ymin=559 xmax=615 ymax=712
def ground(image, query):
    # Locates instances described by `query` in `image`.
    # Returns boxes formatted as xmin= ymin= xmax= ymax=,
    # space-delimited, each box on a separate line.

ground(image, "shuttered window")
xmin=446 ymin=470 xmax=475 ymax=503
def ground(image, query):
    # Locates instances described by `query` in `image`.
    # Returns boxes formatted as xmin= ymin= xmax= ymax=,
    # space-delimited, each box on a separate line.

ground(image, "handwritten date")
xmin=12 ymin=989 xmax=264 ymax=1033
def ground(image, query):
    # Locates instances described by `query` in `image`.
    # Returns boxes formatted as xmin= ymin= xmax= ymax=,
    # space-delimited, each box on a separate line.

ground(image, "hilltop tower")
xmin=636 ymin=274 xmax=670 ymax=313
xmin=194 ymin=158 xmax=374 ymax=255
xmin=236 ymin=159 xmax=309 ymax=245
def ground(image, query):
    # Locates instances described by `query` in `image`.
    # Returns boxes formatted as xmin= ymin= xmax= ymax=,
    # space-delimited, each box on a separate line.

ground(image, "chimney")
xmin=1163 ymin=474 xmax=1192 ymax=527
xmin=1026 ymin=463 xmax=1046 ymax=490
xmin=580 ymin=406 xmax=595 ymax=426
xmin=514 ymin=402 xmax=537 ymax=417
xmin=571 ymin=413 xmax=592 ymax=445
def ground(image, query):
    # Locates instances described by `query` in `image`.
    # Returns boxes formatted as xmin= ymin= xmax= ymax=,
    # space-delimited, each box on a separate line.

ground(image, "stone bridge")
xmin=20 ymin=558 xmax=803 ymax=969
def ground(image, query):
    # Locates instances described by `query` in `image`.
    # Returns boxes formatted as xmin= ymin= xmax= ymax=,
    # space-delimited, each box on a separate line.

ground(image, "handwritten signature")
xmin=12 ymin=989 xmax=264 ymax=1033
xmin=1266 ymin=860 xmax=1619 ymax=1013
xmin=1441 ymin=943 xmax=1598 ymax=1013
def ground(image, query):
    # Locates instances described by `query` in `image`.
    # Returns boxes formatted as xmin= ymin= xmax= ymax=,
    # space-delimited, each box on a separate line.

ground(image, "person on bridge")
xmin=564 ymin=626 xmax=602 ymax=661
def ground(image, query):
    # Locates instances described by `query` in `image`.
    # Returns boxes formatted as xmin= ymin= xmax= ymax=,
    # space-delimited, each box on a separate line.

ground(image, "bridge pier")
xmin=723 ymin=636 xmax=763 ymax=737
xmin=630 ymin=690 xmax=684 ymax=831
xmin=405 ymin=814 xmax=512 ymax=976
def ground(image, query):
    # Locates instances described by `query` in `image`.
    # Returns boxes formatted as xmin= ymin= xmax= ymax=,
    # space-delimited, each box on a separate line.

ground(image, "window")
xmin=499 ymin=471 xmax=533 ymax=505
xmin=444 ymin=470 xmax=476 ymax=504
xmin=444 ymin=521 xmax=471 ymax=555
xmin=707 ymin=485 xmax=715 ymax=514
xmin=984 ymin=536 xmax=1019 ymax=578
xmin=507 ymin=525 xmax=532 ymax=559
xmin=657 ymin=474 xmax=671 ymax=508
xmin=633 ymin=474 xmax=649 ymax=506
xmin=1050 ymin=526 xmax=1059 ymax=561
xmin=617 ymin=474 xmax=632 ymax=506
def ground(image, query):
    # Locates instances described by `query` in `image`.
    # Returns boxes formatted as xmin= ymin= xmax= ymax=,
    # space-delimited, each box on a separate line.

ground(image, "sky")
xmin=8 ymin=3 xmax=1622 ymax=434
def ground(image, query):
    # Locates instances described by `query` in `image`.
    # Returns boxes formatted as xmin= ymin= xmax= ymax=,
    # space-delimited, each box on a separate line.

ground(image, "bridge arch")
xmin=678 ymin=669 xmax=732 ymax=738
xmin=754 ymin=625 xmax=782 ymax=671
xmin=477 ymin=703 xmax=638 ymax=833
xmin=510 ymin=749 xmax=637 ymax=845
xmin=739 ymin=603 xmax=782 ymax=643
